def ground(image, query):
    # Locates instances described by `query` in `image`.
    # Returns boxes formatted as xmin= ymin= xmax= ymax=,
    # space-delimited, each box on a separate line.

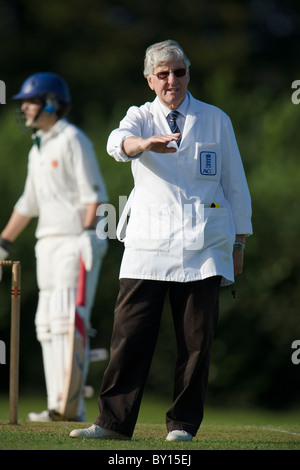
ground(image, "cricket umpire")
xmin=70 ymin=39 xmax=252 ymax=441
xmin=0 ymin=72 xmax=109 ymax=422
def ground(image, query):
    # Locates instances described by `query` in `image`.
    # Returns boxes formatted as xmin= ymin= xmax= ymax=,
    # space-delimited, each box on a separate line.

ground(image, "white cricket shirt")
xmin=15 ymin=119 xmax=108 ymax=238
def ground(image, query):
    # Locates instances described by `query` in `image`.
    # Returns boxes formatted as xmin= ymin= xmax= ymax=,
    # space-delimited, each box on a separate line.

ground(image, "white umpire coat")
xmin=107 ymin=92 xmax=252 ymax=285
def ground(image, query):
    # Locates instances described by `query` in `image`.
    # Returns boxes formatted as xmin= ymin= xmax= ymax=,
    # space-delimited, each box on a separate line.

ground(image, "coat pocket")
xmin=124 ymin=204 xmax=171 ymax=252
xmin=203 ymin=207 xmax=235 ymax=250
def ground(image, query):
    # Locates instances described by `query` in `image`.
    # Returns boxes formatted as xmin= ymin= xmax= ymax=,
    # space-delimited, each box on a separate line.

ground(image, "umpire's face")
xmin=147 ymin=59 xmax=190 ymax=110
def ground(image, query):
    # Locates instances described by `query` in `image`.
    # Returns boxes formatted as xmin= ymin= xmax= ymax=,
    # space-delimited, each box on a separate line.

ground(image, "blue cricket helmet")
xmin=12 ymin=72 xmax=71 ymax=103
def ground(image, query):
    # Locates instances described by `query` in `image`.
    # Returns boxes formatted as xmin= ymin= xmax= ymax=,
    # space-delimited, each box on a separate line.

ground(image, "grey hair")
xmin=143 ymin=40 xmax=190 ymax=77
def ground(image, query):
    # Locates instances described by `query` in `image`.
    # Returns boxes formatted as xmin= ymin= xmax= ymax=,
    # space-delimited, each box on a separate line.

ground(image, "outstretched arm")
xmin=122 ymin=133 xmax=181 ymax=157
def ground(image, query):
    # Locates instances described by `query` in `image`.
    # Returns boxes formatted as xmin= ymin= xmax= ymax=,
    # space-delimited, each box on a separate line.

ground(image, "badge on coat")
xmin=200 ymin=152 xmax=217 ymax=176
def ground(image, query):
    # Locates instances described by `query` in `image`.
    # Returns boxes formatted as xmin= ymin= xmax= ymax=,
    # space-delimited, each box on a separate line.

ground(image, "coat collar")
xmin=149 ymin=92 xmax=201 ymax=145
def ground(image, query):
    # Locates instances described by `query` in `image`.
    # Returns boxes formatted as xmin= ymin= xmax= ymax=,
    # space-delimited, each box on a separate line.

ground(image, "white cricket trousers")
xmin=34 ymin=236 xmax=102 ymax=417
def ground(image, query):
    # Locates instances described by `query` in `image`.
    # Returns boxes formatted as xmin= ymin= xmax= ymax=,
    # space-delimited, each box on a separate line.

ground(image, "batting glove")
xmin=78 ymin=229 xmax=108 ymax=271
xmin=0 ymin=238 xmax=11 ymax=282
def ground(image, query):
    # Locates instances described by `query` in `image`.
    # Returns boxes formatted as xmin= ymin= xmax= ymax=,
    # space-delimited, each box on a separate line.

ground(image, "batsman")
xmin=0 ymin=73 xmax=109 ymax=422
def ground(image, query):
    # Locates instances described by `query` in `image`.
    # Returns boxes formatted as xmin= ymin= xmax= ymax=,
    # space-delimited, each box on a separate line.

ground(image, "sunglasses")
xmin=153 ymin=68 xmax=187 ymax=80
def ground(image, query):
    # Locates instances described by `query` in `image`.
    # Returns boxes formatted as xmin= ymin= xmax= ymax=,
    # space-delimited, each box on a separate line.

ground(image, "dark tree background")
xmin=0 ymin=0 xmax=300 ymax=410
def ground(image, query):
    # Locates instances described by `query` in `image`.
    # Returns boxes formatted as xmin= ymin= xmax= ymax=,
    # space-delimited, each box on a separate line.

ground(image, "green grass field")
xmin=1 ymin=394 xmax=300 ymax=452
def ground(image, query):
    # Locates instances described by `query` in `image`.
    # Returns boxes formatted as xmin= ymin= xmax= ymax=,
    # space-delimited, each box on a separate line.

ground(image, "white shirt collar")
xmin=32 ymin=118 xmax=68 ymax=142
xmin=158 ymin=93 xmax=190 ymax=118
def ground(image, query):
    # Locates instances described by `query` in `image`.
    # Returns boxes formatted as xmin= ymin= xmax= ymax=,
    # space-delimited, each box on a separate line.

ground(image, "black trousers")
xmin=94 ymin=276 xmax=221 ymax=437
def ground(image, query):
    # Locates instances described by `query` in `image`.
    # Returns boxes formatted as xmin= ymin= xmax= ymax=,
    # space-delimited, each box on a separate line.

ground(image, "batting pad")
xmin=58 ymin=258 xmax=88 ymax=420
